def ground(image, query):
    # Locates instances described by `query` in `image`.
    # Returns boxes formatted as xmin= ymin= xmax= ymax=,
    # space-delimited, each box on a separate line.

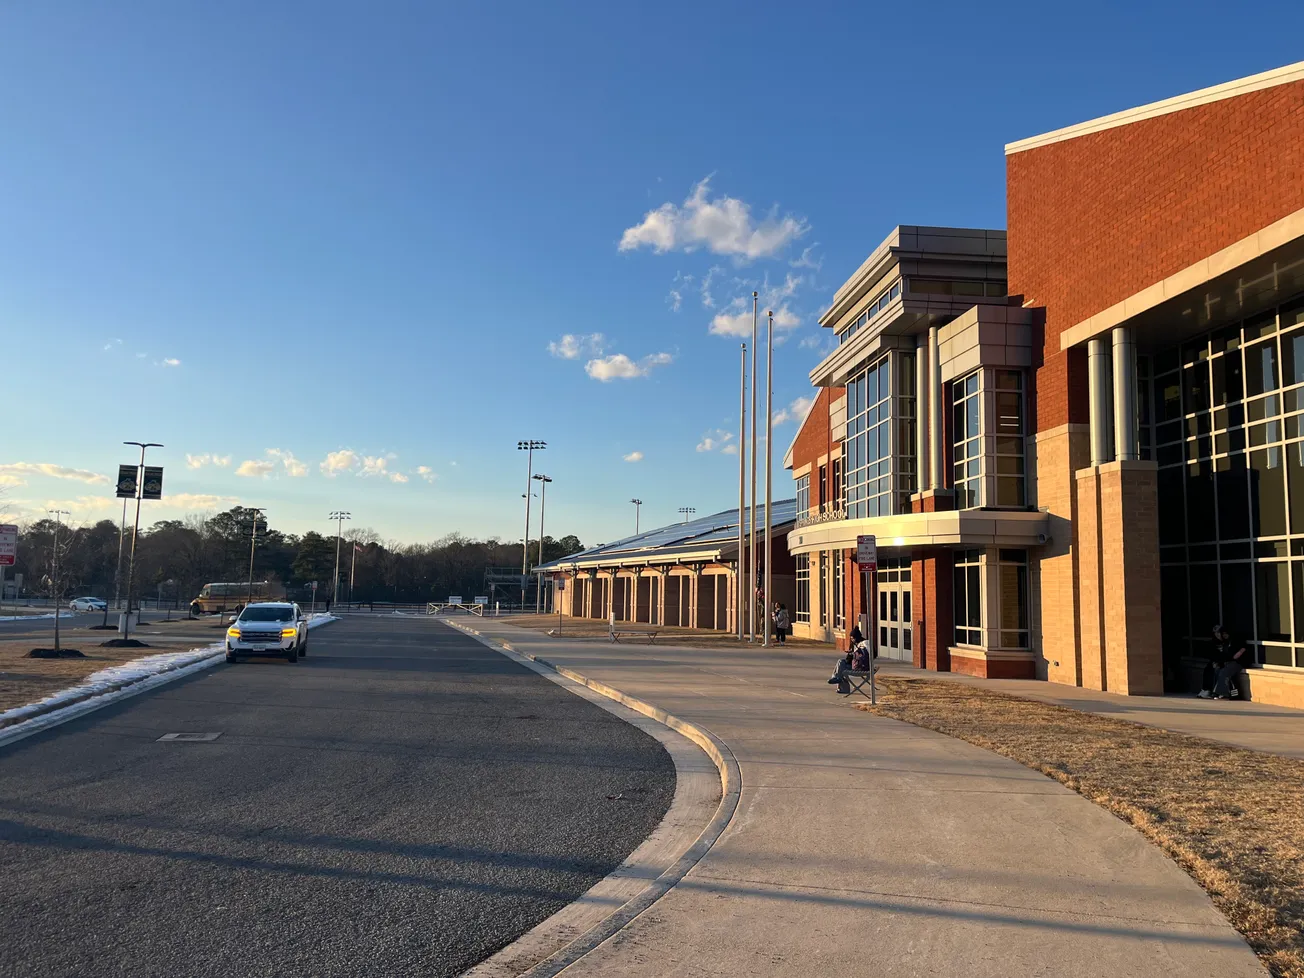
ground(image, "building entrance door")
xmin=875 ymin=557 xmax=913 ymax=662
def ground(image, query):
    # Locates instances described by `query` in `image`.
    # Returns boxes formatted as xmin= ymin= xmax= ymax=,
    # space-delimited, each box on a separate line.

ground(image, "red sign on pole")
xmin=0 ymin=524 xmax=16 ymax=566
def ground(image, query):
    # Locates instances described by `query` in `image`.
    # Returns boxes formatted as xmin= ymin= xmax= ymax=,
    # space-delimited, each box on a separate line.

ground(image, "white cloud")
xmin=265 ymin=448 xmax=308 ymax=477
xmin=23 ymin=492 xmax=240 ymax=519
xmin=0 ymin=462 xmax=109 ymax=485
xmin=585 ymin=351 xmax=674 ymax=382
xmin=721 ymin=444 xmax=738 ymax=456
xmin=790 ymin=245 xmax=823 ymax=271
xmin=416 ymin=465 xmax=437 ymax=483
xmin=160 ymin=358 xmax=181 ymax=367
xmin=619 ymin=177 xmax=807 ymax=260
xmin=709 ymin=297 xmax=801 ymax=337
xmin=695 ymin=429 xmax=735 ymax=453
xmin=623 ymin=451 xmax=644 ymax=462
xmin=186 ymin=453 xmax=231 ymax=470
xmin=700 ymin=266 xmax=723 ymax=308
xmin=0 ymin=474 xmax=24 ymax=487
xmin=235 ymin=459 xmax=275 ymax=478
xmin=773 ymin=395 xmax=816 ymax=426
xmin=320 ymin=449 xmax=358 ymax=476
xmin=360 ymin=455 xmax=407 ymax=483
xmin=667 ymin=289 xmax=682 ymax=312
xmin=548 ymin=333 xmax=605 ymax=360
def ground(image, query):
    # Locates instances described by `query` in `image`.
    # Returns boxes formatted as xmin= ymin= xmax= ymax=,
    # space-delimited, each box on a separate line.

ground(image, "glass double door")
xmin=875 ymin=557 xmax=913 ymax=661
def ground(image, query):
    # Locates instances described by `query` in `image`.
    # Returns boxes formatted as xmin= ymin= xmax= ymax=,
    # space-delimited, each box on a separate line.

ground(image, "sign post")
xmin=555 ymin=575 xmax=565 ymax=635
xmin=854 ymin=535 xmax=878 ymax=704
xmin=0 ymin=525 xmax=17 ymax=614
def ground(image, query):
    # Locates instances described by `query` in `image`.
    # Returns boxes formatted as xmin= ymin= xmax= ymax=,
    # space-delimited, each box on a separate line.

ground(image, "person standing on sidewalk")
xmin=774 ymin=603 xmax=790 ymax=645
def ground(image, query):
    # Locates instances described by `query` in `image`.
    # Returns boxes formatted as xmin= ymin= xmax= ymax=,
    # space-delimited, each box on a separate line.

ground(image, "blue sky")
xmin=3 ymin=1 xmax=1303 ymax=546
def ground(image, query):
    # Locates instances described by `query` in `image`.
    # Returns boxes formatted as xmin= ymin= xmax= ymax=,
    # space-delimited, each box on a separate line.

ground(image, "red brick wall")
xmin=789 ymin=386 xmax=840 ymax=475
xmin=1008 ymin=80 xmax=1304 ymax=432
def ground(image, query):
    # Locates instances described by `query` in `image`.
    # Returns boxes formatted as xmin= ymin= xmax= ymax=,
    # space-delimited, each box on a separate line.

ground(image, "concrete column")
xmin=689 ymin=569 xmax=700 ymax=629
xmin=657 ymin=569 xmax=668 ymax=625
xmin=1088 ymin=336 xmax=1114 ymax=466
xmin=928 ymin=324 xmax=944 ymax=489
xmin=1112 ymin=327 xmax=1139 ymax=462
xmin=916 ymin=332 xmax=930 ymax=491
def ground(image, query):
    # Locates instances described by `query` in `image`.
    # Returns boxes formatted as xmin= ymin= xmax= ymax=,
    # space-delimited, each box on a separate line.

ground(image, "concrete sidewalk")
xmin=877 ymin=665 xmax=1304 ymax=759
xmin=462 ymin=620 xmax=1264 ymax=978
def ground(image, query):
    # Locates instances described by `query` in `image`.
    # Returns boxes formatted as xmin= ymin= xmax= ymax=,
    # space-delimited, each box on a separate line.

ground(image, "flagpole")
xmin=748 ymin=290 xmax=758 ymax=642
xmin=764 ymin=309 xmax=774 ymax=649
xmin=737 ymin=341 xmax=747 ymax=641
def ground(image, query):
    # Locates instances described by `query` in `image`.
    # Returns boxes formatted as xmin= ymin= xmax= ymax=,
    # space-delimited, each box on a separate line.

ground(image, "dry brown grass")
xmin=503 ymin=613 xmax=836 ymax=652
xmin=0 ymin=635 xmax=217 ymax=713
xmin=861 ymin=675 xmax=1304 ymax=978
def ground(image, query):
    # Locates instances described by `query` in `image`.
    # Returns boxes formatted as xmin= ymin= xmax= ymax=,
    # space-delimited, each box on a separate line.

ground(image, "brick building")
xmin=785 ymin=60 xmax=1304 ymax=707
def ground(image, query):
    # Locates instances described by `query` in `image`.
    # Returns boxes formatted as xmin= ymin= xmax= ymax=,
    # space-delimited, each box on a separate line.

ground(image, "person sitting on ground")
xmin=1211 ymin=625 xmax=1249 ymax=700
xmin=1198 ymin=624 xmax=1227 ymax=698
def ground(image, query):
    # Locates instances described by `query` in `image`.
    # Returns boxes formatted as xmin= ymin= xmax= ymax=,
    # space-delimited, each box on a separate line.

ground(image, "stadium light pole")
xmin=329 ymin=511 xmax=351 ymax=606
xmin=678 ymin=507 xmax=696 ymax=524
xmin=749 ymin=291 xmax=758 ymax=643
xmin=122 ymin=440 xmax=163 ymax=642
xmin=533 ymin=474 xmax=552 ymax=614
xmin=245 ymin=508 xmax=267 ymax=609
xmin=737 ymin=341 xmax=746 ymax=641
xmin=764 ymin=309 xmax=774 ymax=649
xmin=518 ymin=440 xmax=546 ymax=608
xmin=630 ymin=498 xmax=643 ymax=534
xmin=48 ymin=509 xmax=70 ymax=652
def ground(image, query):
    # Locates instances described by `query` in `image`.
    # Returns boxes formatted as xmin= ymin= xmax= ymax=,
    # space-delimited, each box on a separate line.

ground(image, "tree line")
xmin=7 ymin=506 xmax=585 ymax=607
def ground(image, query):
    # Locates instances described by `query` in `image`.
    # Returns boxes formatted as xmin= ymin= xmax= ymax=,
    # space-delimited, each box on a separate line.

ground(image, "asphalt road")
xmin=0 ymin=617 xmax=676 ymax=977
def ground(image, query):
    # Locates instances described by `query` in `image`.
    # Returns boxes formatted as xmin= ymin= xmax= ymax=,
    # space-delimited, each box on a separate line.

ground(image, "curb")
xmin=447 ymin=619 xmax=742 ymax=978
xmin=0 ymin=615 xmax=342 ymax=750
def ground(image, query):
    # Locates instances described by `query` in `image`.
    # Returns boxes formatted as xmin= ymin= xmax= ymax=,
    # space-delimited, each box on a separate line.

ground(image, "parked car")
xmin=69 ymin=597 xmax=107 ymax=612
xmin=225 ymin=602 xmax=308 ymax=663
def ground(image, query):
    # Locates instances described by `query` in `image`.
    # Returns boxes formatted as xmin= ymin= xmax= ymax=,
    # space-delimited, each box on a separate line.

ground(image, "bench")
xmin=609 ymin=628 xmax=660 ymax=645
xmin=839 ymin=667 xmax=879 ymax=699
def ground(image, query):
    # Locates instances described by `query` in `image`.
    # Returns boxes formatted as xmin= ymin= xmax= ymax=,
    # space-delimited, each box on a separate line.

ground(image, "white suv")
xmin=226 ymin=602 xmax=308 ymax=663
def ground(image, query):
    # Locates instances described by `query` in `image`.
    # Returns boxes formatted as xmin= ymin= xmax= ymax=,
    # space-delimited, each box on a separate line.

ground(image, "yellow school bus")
xmin=190 ymin=581 xmax=286 ymax=616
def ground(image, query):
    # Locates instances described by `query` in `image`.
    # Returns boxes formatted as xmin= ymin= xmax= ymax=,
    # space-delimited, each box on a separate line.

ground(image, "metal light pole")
xmin=518 ymin=440 xmax=546 ymax=608
xmin=48 ymin=509 xmax=69 ymax=652
xmin=678 ymin=507 xmax=696 ymax=524
xmin=350 ymin=541 xmax=360 ymax=605
xmin=749 ymin=291 xmax=759 ymax=642
xmin=246 ymin=508 xmax=266 ymax=608
xmin=737 ymin=341 xmax=746 ymax=641
xmin=329 ymin=511 xmax=351 ymax=606
xmin=533 ymin=474 xmax=552 ymax=613
xmin=113 ymin=497 xmax=126 ymax=610
xmin=122 ymin=440 xmax=163 ymax=642
xmin=764 ymin=310 xmax=775 ymax=648
xmin=630 ymin=498 xmax=643 ymax=535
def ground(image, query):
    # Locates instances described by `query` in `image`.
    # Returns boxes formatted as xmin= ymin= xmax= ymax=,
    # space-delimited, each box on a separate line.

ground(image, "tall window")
xmin=818 ymin=464 xmax=828 ymax=511
xmin=832 ymin=457 xmax=844 ymax=511
xmin=998 ymin=549 xmax=1029 ymax=648
xmin=953 ymin=549 xmax=982 ymax=645
xmin=1152 ymin=292 xmax=1304 ymax=670
xmin=795 ymin=474 xmax=810 ymax=519
xmin=953 ymin=372 xmax=981 ymax=508
xmin=794 ymin=553 xmax=810 ymax=623
xmin=846 ymin=352 xmax=916 ymax=518
xmin=833 ymin=549 xmax=844 ymax=630
xmin=818 ymin=552 xmax=828 ymax=627
xmin=994 ymin=371 xmax=1026 ymax=507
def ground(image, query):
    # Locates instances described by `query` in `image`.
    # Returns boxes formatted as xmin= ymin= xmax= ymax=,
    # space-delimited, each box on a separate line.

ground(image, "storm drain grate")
xmin=157 ymin=732 xmax=223 ymax=742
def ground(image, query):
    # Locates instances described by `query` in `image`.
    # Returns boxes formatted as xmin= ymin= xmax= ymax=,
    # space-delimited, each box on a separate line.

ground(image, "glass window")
xmin=844 ymin=352 xmax=914 ymax=519
xmin=794 ymin=553 xmax=810 ymax=624
xmin=1245 ymin=338 xmax=1279 ymax=396
xmin=833 ymin=550 xmax=844 ymax=630
xmin=952 ymin=372 xmax=981 ymax=508
xmin=1250 ymin=447 xmax=1287 ymax=537
xmin=1255 ymin=562 xmax=1289 ymax=643
xmin=953 ymin=549 xmax=982 ymax=646
xmin=994 ymin=370 xmax=1025 ymax=507
xmin=795 ymin=474 xmax=809 ymax=519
